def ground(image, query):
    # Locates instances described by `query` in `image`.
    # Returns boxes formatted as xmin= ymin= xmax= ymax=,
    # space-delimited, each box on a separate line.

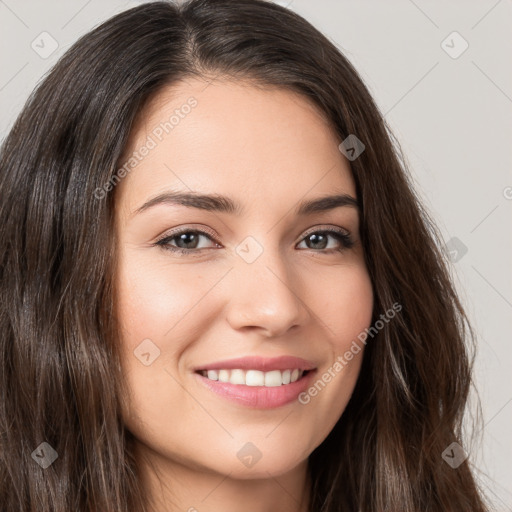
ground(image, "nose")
xmin=224 ymin=244 xmax=309 ymax=338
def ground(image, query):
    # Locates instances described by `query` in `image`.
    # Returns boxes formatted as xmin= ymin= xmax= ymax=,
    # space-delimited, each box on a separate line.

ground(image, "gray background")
xmin=1 ymin=0 xmax=511 ymax=509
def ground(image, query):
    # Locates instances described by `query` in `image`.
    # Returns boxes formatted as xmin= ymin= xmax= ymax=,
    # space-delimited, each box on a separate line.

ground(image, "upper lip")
xmin=194 ymin=355 xmax=317 ymax=372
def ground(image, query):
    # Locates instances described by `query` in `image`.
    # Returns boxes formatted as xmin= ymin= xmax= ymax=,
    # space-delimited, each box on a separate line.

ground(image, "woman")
xmin=0 ymin=1 xmax=488 ymax=510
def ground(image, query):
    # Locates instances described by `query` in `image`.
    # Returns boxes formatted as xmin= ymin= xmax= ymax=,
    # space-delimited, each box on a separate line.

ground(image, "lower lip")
xmin=194 ymin=370 xmax=316 ymax=409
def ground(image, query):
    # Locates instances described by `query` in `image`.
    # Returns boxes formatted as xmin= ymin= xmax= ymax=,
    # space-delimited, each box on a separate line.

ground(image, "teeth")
xmin=218 ymin=369 xmax=229 ymax=382
xmin=230 ymin=369 xmax=246 ymax=385
xmin=246 ymin=370 xmax=264 ymax=386
xmin=200 ymin=368 xmax=305 ymax=386
xmin=264 ymin=370 xmax=282 ymax=387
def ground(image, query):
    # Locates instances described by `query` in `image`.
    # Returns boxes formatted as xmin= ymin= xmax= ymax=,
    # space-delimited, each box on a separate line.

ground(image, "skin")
xmin=114 ymin=77 xmax=374 ymax=512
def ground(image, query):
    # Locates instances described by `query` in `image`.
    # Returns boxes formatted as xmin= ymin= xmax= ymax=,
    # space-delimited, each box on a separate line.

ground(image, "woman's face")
xmin=114 ymin=78 xmax=374 ymax=480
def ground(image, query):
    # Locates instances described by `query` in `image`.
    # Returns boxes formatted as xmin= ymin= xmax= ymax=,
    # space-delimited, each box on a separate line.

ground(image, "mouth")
xmin=193 ymin=356 xmax=317 ymax=409
xmin=195 ymin=368 xmax=312 ymax=387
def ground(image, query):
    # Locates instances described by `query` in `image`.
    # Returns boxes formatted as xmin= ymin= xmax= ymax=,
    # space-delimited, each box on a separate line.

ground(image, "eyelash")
xmin=154 ymin=226 xmax=355 ymax=256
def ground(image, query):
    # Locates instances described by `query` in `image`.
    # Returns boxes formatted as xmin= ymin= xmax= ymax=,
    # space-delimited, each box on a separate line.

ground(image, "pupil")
xmin=178 ymin=233 xmax=198 ymax=249
xmin=309 ymin=233 xmax=327 ymax=249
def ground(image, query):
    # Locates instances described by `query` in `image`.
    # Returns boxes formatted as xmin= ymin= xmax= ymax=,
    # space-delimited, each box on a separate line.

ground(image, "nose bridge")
xmin=225 ymin=234 xmax=307 ymax=335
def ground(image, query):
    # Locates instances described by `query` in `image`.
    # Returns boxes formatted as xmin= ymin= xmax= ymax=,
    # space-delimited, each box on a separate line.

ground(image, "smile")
xmin=194 ymin=359 xmax=317 ymax=408
xmin=197 ymin=368 xmax=308 ymax=387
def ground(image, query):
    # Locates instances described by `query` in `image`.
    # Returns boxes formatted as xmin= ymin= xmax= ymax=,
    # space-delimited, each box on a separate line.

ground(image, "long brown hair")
xmin=0 ymin=1 xmax=488 ymax=510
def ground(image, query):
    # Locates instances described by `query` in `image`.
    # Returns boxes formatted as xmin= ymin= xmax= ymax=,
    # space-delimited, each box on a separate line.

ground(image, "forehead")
xmin=115 ymin=78 xmax=355 ymax=218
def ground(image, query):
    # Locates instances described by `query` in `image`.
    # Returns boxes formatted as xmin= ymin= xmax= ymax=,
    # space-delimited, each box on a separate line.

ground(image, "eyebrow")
xmin=133 ymin=191 xmax=359 ymax=217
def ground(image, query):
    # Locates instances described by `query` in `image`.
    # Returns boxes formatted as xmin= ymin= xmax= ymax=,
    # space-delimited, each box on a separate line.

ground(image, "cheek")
xmin=115 ymin=248 xmax=222 ymax=346
xmin=335 ymin=266 xmax=373 ymax=346
xmin=296 ymin=263 xmax=373 ymax=438
xmin=114 ymin=250 xmax=217 ymax=421
xmin=302 ymin=260 xmax=374 ymax=344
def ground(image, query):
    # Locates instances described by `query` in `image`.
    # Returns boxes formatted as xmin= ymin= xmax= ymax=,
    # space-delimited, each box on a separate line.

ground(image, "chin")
xmin=202 ymin=444 xmax=310 ymax=480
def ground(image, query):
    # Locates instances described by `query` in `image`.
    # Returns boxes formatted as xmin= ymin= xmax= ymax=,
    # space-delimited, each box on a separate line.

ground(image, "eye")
xmin=154 ymin=226 xmax=355 ymax=255
xmin=155 ymin=228 xmax=220 ymax=255
xmin=297 ymin=227 xmax=355 ymax=253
